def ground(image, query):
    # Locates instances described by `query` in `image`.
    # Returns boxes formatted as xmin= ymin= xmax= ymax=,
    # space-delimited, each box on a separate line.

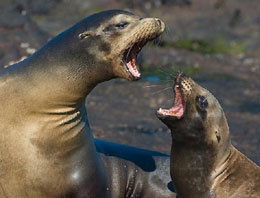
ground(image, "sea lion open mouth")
xmin=157 ymin=74 xmax=186 ymax=119
xmin=121 ymin=40 xmax=146 ymax=80
xmin=111 ymin=17 xmax=165 ymax=81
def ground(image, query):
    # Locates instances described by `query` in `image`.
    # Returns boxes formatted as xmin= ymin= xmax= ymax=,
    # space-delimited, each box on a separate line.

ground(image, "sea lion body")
xmin=96 ymin=140 xmax=173 ymax=198
xmin=0 ymin=10 xmax=175 ymax=197
xmin=157 ymin=74 xmax=260 ymax=198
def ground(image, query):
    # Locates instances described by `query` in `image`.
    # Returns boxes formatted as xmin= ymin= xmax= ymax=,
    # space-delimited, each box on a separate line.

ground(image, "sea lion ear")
xmin=215 ymin=130 xmax=221 ymax=143
xmin=78 ymin=31 xmax=93 ymax=40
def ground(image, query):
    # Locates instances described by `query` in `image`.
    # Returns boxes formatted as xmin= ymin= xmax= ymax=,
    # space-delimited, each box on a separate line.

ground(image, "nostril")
xmin=155 ymin=18 xmax=161 ymax=27
xmin=139 ymin=17 xmax=144 ymax=20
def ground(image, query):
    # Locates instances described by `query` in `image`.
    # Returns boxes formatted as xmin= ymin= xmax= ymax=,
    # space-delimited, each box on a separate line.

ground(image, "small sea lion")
xmin=0 ymin=10 xmax=175 ymax=198
xmin=157 ymin=73 xmax=260 ymax=198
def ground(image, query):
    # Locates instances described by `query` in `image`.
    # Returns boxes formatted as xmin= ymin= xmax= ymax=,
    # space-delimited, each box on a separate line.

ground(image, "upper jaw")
xmin=156 ymin=73 xmax=187 ymax=120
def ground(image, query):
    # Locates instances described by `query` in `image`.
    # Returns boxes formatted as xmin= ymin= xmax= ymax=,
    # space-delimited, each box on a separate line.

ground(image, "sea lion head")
xmin=71 ymin=10 xmax=165 ymax=81
xmin=156 ymin=73 xmax=230 ymax=148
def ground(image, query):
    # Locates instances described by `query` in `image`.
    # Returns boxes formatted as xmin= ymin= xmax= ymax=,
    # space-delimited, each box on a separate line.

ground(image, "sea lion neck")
xmin=14 ymin=44 xmax=107 ymax=157
xmin=22 ymin=29 xmax=114 ymax=101
xmin=170 ymin=139 xmax=217 ymax=195
xmin=0 ymin=41 xmax=108 ymax=196
xmin=170 ymin=129 xmax=231 ymax=198
xmin=0 ymin=21 xmax=115 ymax=161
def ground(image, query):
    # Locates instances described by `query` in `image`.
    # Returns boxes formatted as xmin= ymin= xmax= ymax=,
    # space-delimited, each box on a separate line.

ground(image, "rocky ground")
xmin=0 ymin=0 xmax=259 ymax=165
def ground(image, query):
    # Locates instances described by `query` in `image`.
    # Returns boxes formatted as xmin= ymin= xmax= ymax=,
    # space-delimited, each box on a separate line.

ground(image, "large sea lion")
xmin=157 ymin=73 xmax=260 ymax=198
xmin=0 ymin=10 xmax=175 ymax=198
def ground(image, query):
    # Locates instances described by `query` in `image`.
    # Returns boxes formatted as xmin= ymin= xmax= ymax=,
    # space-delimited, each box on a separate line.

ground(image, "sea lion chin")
xmin=156 ymin=73 xmax=260 ymax=198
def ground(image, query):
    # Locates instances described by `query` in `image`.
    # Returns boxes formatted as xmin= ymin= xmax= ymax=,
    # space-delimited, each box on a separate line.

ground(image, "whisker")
xmin=142 ymin=84 xmax=165 ymax=88
xmin=157 ymin=68 xmax=180 ymax=81
xmin=167 ymin=98 xmax=175 ymax=103
xmin=165 ymin=24 xmax=172 ymax=35
xmin=153 ymin=35 xmax=164 ymax=46
xmin=167 ymin=68 xmax=184 ymax=79
xmin=157 ymin=68 xmax=173 ymax=76
xmin=150 ymin=86 xmax=172 ymax=95
xmin=160 ymin=79 xmax=174 ymax=83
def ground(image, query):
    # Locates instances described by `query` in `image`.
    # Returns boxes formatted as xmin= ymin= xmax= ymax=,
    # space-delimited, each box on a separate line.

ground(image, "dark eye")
xmin=115 ymin=22 xmax=129 ymax=29
xmin=196 ymin=96 xmax=208 ymax=110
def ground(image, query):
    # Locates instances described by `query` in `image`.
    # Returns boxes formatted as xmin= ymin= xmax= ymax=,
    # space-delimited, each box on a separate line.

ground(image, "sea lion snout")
xmin=153 ymin=18 xmax=165 ymax=34
xmin=174 ymin=73 xmax=193 ymax=96
xmin=174 ymin=72 xmax=186 ymax=84
xmin=179 ymin=78 xmax=193 ymax=98
xmin=139 ymin=17 xmax=165 ymax=35
xmin=103 ymin=13 xmax=165 ymax=81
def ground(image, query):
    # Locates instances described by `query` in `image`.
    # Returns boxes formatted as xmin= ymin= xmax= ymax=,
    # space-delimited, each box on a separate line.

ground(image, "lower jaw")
xmin=117 ymin=69 xmax=140 ymax=81
xmin=122 ymin=63 xmax=141 ymax=81
xmin=129 ymin=73 xmax=141 ymax=81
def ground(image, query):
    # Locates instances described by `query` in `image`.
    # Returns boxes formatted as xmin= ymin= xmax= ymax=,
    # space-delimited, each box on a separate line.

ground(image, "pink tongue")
xmin=169 ymin=105 xmax=184 ymax=117
xmin=127 ymin=62 xmax=140 ymax=78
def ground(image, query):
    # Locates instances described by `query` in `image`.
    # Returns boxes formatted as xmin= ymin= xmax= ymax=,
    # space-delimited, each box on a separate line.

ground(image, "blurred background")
xmin=0 ymin=0 xmax=259 ymax=164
